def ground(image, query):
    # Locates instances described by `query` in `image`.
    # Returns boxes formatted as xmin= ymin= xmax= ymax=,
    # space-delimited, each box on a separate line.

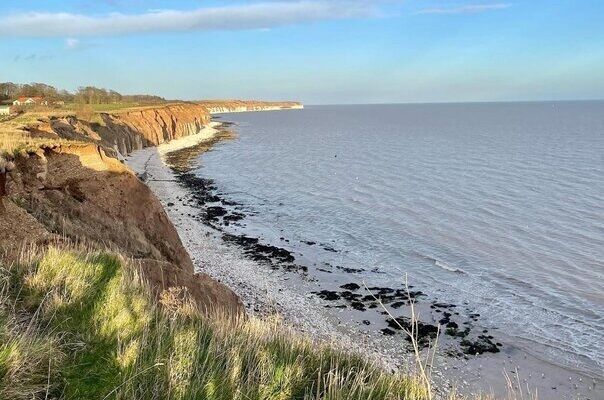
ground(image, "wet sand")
xmin=125 ymin=121 xmax=603 ymax=399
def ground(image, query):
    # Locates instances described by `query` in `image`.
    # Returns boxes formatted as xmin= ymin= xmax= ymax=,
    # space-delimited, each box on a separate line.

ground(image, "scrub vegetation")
xmin=0 ymin=245 xmax=429 ymax=400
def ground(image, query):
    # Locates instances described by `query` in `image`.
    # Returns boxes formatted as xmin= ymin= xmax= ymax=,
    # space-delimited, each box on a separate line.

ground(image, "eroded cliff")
xmin=100 ymin=103 xmax=212 ymax=155
xmin=0 ymin=143 xmax=242 ymax=313
xmin=23 ymin=101 xmax=301 ymax=157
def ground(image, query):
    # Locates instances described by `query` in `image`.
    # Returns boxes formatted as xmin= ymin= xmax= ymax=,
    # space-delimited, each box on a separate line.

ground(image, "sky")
xmin=1 ymin=0 xmax=603 ymax=104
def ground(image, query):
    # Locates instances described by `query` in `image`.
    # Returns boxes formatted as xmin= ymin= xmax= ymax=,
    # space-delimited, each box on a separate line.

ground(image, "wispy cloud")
xmin=65 ymin=38 xmax=80 ymax=49
xmin=417 ymin=3 xmax=512 ymax=15
xmin=14 ymin=53 xmax=54 ymax=62
xmin=64 ymin=37 xmax=98 ymax=51
xmin=0 ymin=1 xmax=378 ymax=37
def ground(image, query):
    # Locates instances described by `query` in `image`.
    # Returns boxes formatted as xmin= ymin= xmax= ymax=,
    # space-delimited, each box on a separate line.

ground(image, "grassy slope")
xmin=0 ymin=110 xmax=70 ymax=154
xmin=0 ymin=246 xmax=427 ymax=400
xmin=0 ymin=102 xmax=164 ymax=154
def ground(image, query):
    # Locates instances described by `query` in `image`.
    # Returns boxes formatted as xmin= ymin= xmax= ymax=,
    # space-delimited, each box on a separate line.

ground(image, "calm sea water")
xmin=201 ymin=103 xmax=604 ymax=376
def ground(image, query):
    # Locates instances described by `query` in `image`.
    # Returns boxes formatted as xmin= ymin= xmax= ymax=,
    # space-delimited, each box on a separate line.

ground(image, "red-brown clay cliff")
xmin=0 ymin=143 xmax=242 ymax=314
xmin=99 ymin=103 xmax=212 ymax=155
xmin=27 ymin=101 xmax=301 ymax=157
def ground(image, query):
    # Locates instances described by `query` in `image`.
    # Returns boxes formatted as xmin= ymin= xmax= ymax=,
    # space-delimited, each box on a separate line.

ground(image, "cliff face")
xmin=36 ymin=102 xmax=301 ymax=157
xmin=1 ymin=144 xmax=242 ymax=314
xmin=99 ymin=104 xmax=212 ymax=155
xmin=198 ymin=100 xmax=303 ymax=114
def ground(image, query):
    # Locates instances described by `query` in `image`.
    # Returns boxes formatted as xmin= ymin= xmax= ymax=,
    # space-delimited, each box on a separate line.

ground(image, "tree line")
xmin=0 ymin=82 xmax=166 ymax=105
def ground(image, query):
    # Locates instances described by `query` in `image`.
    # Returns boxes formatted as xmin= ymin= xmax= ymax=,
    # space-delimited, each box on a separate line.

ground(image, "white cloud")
xmin=417 ymin=3 xmax=512 ymax=15
xmin=65 ymin=38 xmax=80 ymax=49
xmin=0 ymin=1 xmax=378 ymax=37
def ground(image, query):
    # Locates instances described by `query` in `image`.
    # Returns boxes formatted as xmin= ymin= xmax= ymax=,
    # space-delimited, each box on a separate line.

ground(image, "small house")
xmin=12 ymin=97 xmax=48 ymax=106
xmin=0 ymin=106 xmax=10 ymax=116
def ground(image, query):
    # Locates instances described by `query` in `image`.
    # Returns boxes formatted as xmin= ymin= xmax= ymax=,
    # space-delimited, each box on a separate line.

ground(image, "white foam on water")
xmin=433 ymin=259 xmax=465 ymax=274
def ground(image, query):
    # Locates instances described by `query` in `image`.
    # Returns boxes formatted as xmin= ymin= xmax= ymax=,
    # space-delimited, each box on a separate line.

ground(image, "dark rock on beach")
xmin=222 ymin=233 xmax=304 ymax=272
xmin=314 ymin=290 xmax=341 ymax=301
xmin=340 ymin=283 xmax=361 ymax=291
xmin=381 ymin=328 xmax=396 ymax=336
xmin=206 ymin=206 xmax=228 ymax=220
xmin=461 ymin=335 xmax=501 ymax=354
xmin=385 ymin=316 xmax=439 ymax=347
xmin=336 ymin=266 xmax=365 ymax=273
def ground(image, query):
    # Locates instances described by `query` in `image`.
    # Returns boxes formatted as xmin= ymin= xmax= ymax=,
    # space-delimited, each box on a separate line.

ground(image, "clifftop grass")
xmin=0 ymin=103 xmax=152 ymax=154
xmin=0 ymin=246 xmax=427 ymax=399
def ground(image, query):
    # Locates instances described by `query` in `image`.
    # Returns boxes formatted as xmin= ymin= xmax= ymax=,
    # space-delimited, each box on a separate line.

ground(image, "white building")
xmin=0 ymin=106 xmax=10 ymax=116
xmin=12 ymin=97 xmax=48 ymax=106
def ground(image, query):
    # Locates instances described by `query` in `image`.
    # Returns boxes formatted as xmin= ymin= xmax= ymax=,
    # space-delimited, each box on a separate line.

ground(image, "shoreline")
xmin=156 ymin=121 xmax=223 ymax=156
xmin=125 ymin=118 xmax=603 ymax=399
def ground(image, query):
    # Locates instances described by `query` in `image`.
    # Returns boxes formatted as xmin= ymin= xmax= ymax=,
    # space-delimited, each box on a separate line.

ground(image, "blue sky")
xmin=1 ymin=1 xmax=603 ymax=104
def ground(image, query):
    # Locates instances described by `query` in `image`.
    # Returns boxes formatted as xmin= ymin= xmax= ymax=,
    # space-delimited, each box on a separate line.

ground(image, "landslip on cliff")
xmin=0 ymin=101 xmax=301 ymax=316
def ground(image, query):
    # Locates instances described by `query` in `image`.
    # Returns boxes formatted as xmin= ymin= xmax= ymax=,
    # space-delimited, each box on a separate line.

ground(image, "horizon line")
xmin=302 ymin=98 xmax=604 ymax=107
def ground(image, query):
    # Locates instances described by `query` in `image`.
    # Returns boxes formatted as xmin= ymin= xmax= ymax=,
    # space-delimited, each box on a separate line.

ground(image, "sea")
xmin=194 ymin=102 xmax=603 ymax=378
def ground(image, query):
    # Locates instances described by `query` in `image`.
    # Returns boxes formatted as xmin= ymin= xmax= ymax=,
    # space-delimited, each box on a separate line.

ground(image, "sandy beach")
xmin=125 ymin=120 xmax=603 ymax=400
